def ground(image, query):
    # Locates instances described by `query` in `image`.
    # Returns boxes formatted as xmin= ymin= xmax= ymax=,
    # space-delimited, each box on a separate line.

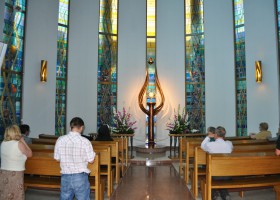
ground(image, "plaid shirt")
xmin=54 ymin=131 xmax=95 ymax=174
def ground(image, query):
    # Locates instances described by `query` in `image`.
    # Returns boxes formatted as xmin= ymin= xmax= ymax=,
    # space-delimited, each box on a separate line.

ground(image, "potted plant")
xmin=166 ymin=105 xmax=190 ymax=134
xmin=112 ymin=107 xmax=137 ymax=134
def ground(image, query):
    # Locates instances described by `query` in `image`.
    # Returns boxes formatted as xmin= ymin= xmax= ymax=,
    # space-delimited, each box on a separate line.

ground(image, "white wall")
xmin=204 ymin=0 xmax=236 ymax=136
xmin=156 ymin=0 xmax=185 ymax=145
xmin=22 ymin=0 xmax=58 ymax=137
xmin=67 ymin=0 xmax=99 ymax=134
xmin=118 ymin=0 xmax=147 ymax=145
xmin=0 ymin=0 xmax=4 ymax=39
xmin=245 ymin=0 xmax=279 ymax=136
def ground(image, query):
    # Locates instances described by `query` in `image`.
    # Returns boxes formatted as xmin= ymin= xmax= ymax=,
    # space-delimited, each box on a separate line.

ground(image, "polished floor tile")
xmin=110 ymin=163 xmax=194 ymax=200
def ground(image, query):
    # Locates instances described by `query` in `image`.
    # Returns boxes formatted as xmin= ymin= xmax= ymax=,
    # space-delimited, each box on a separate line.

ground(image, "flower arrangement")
xmin=112 ymin=107 xmax=137 ymax=134
xmin=166 ymin=105 xmax=190 ymax=134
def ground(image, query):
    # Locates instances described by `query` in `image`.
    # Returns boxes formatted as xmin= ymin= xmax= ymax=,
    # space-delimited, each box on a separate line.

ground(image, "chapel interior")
xmin=0 ymin=0 xmax=280 ymax=199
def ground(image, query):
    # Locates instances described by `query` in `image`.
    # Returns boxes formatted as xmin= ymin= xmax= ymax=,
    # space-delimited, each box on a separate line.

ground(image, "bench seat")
xmin=24 ymin=175 xmax=60 ymax=189
xmin=212 ymin=175 xmax=280 ymax=189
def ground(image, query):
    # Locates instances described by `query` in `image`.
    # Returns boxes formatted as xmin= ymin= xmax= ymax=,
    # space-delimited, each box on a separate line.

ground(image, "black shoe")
xmin=211 ymin=190 xmax=219 ymax=200
xmin=220 ymin=189 xmax=231 ymax=200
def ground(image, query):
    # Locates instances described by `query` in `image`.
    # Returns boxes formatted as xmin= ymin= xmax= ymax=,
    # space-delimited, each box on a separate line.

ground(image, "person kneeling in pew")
xmin=95 ymin=124 xmax=113 ymax=141
xmin=54 ymin=117 xmax=96 ymax=200
xmin=201 ymin=126 xmax=233 ymax=200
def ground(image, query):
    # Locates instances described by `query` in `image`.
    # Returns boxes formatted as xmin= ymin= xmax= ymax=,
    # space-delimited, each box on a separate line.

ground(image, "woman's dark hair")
xmin=20 ymin=124 xmax=30 ymax=134
xmin=70 ymin=117 xmax=84 ymax=129
xmin=98 ymin=125 xmax=110 ymax=135
xmin=95 ymin=124 xmax=113 ymax=141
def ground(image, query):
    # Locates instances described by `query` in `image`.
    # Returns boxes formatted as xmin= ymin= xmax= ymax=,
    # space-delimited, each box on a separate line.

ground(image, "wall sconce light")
xmin=40 ymin=60 xmax=47 ymax=82
xmin=255 ymin=61 xmax=262 ymax=83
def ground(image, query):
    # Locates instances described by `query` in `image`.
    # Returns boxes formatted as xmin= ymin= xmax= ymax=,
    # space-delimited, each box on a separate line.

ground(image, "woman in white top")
xmin=0 ymin=125 xmax=32 ymax=200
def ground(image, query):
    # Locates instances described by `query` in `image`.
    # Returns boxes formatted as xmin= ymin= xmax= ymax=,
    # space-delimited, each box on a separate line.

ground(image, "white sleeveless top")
xmin=1 ymin=140 xmax=27 ymax=171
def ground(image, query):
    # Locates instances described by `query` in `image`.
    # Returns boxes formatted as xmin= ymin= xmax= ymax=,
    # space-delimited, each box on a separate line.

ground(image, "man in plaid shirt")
xmin=54 ymin=117 xmax=95 ymax=200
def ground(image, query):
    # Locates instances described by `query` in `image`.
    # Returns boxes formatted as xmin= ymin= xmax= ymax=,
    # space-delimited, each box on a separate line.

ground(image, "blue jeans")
xmin=60 ymin=172 xmax=90 ymax=200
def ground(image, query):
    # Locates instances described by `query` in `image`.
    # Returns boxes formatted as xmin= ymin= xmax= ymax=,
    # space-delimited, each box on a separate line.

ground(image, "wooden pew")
xmin=93 ymin=146 xmax=113 ymax=197
xmin=179 ymin=138 xmax=202 ymax=175
xmin=180 ymin=139 xmax=203 ymax=183
xmin=39 ymin=134 xmax=59 ymax=139
xmin=92 ymin=140 xmax=120 ymax=184
xmin=192 ymin=144 xmax=276 ymax=198
xmin=203 ymin=152 xmax=280 ymax=200
xmin=39 ymin=133 xmax=95 ymax=141
xmin=113 ymin=137 xmax=129 ymax=176
xmin=29 ymin=144 xmax=55 ymax=152
xmin=225 ymin=136 xmax=251 ymax=140
xmin=29 ymin=144 xmax=114 ymax=197
xmin=179 ymin=137 xmax=253 ymax=175
xmin=183 ymin=138 xmax=272 ymax=184
xmin=31 ymin=138 xmax=57 ymax=145
xmin=24 ymin=153 xmax=104 ymax=200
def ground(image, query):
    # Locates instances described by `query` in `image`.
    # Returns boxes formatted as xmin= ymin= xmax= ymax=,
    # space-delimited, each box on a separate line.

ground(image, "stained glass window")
xmin=234 ymin=0 xmax=247 ymax=136
xmin=146 ymin=0 xmax=157 ymax=142
xmin=185 ymin=0 xmax=205 ymax=133
xmin=97 ymin=0 xmax=118 ymax=128
xmin=55 ymin=0 xmax=69 ymax=136
xmin=0 ymin=0 xmax=26 ymax=140
xmin=278 ymin=0 xmax=280 ymax=39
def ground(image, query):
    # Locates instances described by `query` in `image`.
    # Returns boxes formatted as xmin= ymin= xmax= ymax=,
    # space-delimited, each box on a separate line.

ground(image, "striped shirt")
xmin=54 ymin=131 xmax=95 ymax=174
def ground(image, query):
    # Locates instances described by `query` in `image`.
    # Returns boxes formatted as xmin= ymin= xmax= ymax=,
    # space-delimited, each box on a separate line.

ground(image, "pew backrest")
xmin=205 ymin=152 xmax=280 ymax=200
xmin=25 ymin=156 xmax=60 ymax=176
xmin=93 ymin=146 xmax=112 ymax=197
xmin=24 ymin=154 xmax=101 ymax=199
xmin=29 ymin=144 xmax=55 ymax=152
xmin=184 ymin=138 xmax=273 ymax=184
xmin=207 ymin=152 xmax=280 ymax=176
xmin=192 ymin=144 xmax=276 ymax=197
xmin=39 ymin=134 xmax=59 ymax=140
xmin=91 ymin=140 xmax=120 ymax=184
xmin=31 ymin=138 xmax=57 ymax=145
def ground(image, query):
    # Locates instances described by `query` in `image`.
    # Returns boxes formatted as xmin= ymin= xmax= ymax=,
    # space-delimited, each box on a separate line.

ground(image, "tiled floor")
xmin=25 ymin=150 xmax=277 ymax=200
xmin=110 ymin=163 xmax=194 ymax=200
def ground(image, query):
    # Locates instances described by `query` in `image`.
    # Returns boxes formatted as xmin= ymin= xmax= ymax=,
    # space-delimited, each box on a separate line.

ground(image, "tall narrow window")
xmin=234 ymin=0 xmax=247 ymax=136
xmin=56 ymin=0 xmax=69 ymax=136
xmin=97 ymin=0 xmax=118 ymax=127
xmin=277 ymin=0 xmax=280 ymax=39
xmin=0 ymin=0 xmax=27 ymax=140
xmin=185 ymin=0 xmax=205 ymax=133
xmin=146 ymin=0 xmax=157 ymax=142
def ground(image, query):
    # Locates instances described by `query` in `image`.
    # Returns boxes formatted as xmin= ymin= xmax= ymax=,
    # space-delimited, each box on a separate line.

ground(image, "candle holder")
xmin=138 ymin=68 xmax=165 ymax=147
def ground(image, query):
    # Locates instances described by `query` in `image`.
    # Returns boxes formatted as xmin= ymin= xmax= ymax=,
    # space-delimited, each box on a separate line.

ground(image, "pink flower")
xmin=112 ymin=107 xmax=137 ymax=134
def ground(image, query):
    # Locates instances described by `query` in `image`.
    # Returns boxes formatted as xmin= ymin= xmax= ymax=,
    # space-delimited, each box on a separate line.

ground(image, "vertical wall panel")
xmin=22 ymin=0 xmax=58 ymax=137
xmin=118 ymin=0 xmax=147 ymax=145
xmin=245 ymin=0 xmax=279 ymax=135
xmin=157 ymin=0 xmax=185 ymax=145
xmin=67 ymin=0 xmax=99 ymax=134
xmin=204 ymin=0 xmax=236 ymax=136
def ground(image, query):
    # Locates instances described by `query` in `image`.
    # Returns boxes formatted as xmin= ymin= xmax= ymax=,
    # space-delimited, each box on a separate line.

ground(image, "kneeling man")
xmin=201 ymin=126 xmax=233 ymax=200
